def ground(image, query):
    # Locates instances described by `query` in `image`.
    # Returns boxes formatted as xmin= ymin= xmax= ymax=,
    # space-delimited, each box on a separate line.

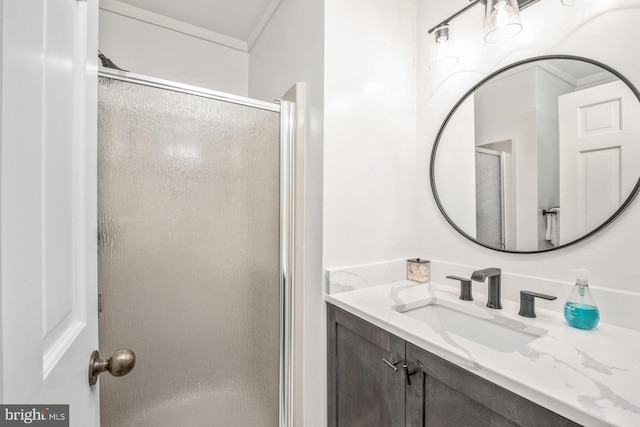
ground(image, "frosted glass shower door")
xmin=97 ymin=77 xmax=281 ymax=427
xmin=475 ymin=149 xmax=505 ymax=249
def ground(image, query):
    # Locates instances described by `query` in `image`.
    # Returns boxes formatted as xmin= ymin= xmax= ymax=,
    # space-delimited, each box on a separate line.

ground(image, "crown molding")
xmin=99 ymin=0 xmax=248 ymax=52
xmin=247 ymin=0 xmax=284 ymax=50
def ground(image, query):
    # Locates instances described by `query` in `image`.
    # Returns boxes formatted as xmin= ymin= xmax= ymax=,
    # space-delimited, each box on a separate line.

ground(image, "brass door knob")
xmin=88 ymin=349 xmax=136 ymax=386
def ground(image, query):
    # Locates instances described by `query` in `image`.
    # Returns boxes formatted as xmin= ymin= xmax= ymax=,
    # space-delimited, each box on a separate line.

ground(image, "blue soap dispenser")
xmin=563 ymin=269 xmax=600 ymax=330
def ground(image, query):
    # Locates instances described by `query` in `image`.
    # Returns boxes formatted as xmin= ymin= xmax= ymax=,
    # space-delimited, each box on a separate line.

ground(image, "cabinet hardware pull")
xmin=403 ymin=364 xmax=418 ymax=386
xmin=382 ymin=358 xmax=400 ymax=372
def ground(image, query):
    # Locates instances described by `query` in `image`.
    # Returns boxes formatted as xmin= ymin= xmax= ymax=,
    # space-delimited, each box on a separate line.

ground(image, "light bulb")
xmin=490 ymin=2 xmax=516 ymax=28
xmin=484 ymin=0 xmax=522 ymax=43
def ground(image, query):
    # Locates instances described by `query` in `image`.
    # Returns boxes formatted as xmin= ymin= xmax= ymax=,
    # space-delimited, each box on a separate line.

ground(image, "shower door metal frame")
xmin=98 ymin=68 xmax=295 ymax=427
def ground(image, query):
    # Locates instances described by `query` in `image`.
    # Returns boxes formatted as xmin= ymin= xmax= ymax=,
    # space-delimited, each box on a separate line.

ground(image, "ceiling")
xmin=552 ymin=60 xmax=606 ymax=81
xmin=112 ymin=0 xmax=279 ymax=44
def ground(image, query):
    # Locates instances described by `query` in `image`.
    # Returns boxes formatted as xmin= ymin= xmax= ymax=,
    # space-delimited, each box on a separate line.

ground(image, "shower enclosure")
xmin=97 ymin=70 xmax=294 ymax=426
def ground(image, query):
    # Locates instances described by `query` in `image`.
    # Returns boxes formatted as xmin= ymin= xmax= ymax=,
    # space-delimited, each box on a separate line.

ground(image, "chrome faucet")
xmin=471 ymin=268 xmax=502 ymax=309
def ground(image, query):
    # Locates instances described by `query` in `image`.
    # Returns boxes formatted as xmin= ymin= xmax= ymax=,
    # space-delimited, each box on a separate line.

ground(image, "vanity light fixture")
xmin=427 ymin=0 xmax=542 ymax=45
xmin=429 ymin=24 xmax=460 ymax=69
xmin=435 ymin=25 xmax=450 ymax=43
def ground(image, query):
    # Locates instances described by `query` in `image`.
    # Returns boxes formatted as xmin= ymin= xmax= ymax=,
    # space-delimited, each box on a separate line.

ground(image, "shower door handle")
xmin=88 ymin=348 xmax=136 ymax=386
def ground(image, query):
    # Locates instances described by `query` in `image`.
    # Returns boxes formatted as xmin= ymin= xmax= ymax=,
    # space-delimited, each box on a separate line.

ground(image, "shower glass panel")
xmin=97 ymin=77 xmax=281 ymax=427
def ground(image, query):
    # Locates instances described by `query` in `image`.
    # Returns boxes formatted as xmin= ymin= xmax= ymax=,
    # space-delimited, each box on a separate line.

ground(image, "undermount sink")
xmin=395 ymin=298 xmax=547 ymax=353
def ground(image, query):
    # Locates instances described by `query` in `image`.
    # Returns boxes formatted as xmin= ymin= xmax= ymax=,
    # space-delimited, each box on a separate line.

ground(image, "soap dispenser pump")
xmin=563 ymin=269 xmax=600 ymax=330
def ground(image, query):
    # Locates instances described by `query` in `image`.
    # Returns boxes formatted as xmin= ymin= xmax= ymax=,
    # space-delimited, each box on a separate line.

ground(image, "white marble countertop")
xmin=325 ymin=280 xmax=640 ymax=427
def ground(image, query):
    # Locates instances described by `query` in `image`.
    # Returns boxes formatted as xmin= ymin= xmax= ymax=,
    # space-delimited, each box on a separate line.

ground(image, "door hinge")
xmin=98 ymin=293 xmax=103 ymax=315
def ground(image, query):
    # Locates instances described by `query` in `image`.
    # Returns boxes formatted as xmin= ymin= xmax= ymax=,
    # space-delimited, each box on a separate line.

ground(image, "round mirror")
xmin=431 ymin=55 xmax=640 ymax=253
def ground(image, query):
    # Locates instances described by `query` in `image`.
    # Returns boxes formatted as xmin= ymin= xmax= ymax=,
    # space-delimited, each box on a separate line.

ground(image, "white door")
xmin=0 ymin=1 xmax=100 ymax=426
xmin=559 ymin=80 xmax=640 ymax=244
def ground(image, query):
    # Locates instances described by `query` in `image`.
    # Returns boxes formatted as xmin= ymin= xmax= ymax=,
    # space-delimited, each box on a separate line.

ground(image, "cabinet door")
xmin=405 ymin=342 xmax=580 ymax=427
xmin=327 ymin=304 xmax=406 ymax=427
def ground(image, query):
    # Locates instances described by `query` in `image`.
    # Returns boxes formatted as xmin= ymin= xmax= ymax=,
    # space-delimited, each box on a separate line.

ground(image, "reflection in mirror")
xmin=432 ymin=56 xmax=640 ymax=253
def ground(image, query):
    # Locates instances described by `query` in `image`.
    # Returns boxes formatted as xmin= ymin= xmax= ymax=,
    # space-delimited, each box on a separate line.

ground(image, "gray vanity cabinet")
xmin=327 ymin=303 xmax=581 ymax=427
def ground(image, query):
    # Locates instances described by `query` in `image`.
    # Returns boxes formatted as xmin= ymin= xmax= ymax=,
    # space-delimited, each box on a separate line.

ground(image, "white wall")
xmin=99 ymin=10 xmax=249 ymax=95
xmin=417 ymin=1 xmax=640 ymax=293
xmin=248 ymin=0 xmax=324 ymax=425
xmin=434 ymin=95 xmax=476 ymax=236
xmin=324 ymin=0 xmax=417 ymax=268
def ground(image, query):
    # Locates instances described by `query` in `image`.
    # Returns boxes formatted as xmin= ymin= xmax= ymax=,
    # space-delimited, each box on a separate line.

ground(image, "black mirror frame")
xmin=430 ymin=54 xmax=640 ymax=254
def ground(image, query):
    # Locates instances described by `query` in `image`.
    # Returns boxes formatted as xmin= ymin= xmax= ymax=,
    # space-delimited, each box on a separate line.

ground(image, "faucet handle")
xmin=446 ymin=275 xmax=473 ymax=301
xmin=518 ymin=291 xmax=557 ymax=318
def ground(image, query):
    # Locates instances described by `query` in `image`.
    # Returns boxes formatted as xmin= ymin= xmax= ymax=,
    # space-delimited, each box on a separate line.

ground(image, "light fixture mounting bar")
xmin=518 ymin=0 xmax=542 ymax=10
xmin=427 ymin=0 xmax=542 ymax=35
xmin=428 ymin=0 xmax=483 ymax=34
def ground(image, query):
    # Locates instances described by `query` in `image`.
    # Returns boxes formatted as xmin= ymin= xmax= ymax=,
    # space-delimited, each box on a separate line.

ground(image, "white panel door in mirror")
xmin=559 ymin=80 xmax=640 ymax=244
